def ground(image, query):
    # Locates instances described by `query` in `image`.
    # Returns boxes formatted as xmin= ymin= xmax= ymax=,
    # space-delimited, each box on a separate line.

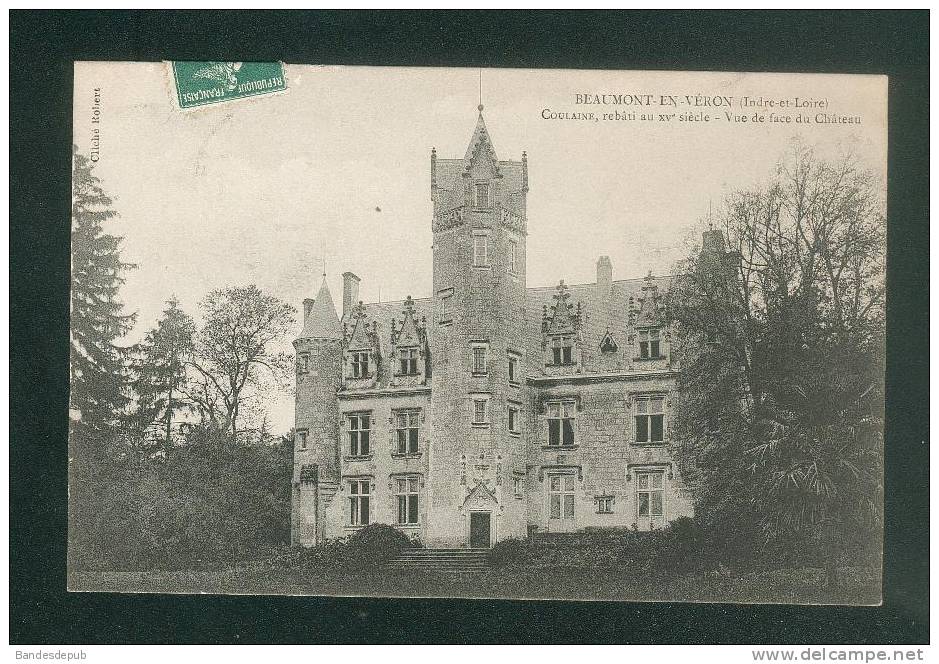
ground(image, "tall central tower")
xmin=427 ymin=106 xmax=530 ymax=547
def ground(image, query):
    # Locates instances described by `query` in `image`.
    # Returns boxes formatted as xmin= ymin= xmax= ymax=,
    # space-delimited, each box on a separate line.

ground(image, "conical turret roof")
xmin=463 ymin=106 xmax=500 ymax=172
xmin=300 ymin=277 xmax=341 ymax=340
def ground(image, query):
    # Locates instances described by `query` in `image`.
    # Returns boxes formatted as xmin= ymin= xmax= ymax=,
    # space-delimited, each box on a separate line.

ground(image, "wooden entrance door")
xmin=469 ymin=512 xmax=491 ymax=548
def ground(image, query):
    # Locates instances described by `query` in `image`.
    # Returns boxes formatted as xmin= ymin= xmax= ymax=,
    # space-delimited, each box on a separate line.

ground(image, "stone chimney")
xmin=596 ymin=256 xmax=613 ymax=329
xmin=342 ymin=272 xmax=360 ymax=318
xmin=596 ymin=256 xmax=613 ymax=297
xmin=303 ymin=298 xmax=315 ymax=322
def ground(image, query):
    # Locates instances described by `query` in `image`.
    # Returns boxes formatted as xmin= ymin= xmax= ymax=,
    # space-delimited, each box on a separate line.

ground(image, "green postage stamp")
xmin=170 ymin=61 xmax=287 ymax=109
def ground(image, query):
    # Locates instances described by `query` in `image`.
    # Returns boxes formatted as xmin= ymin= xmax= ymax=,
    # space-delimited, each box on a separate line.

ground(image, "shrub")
xmin=655 ymin=517 xmax=714 ymax=576
xmin=490 ymin=538 xmax=530 ymax=567
xmin=343 ymin=523 xmax=413 ymax=571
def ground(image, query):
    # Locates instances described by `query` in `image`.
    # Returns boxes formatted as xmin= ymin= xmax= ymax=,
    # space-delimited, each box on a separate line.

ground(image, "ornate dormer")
xmin=390 ymin=295 xmax=429 ymax=386
xmin=342 ymin=302 xmax=381 ymax=389
xmin=541 ymin=280 xmax=584 ymax=373
xmin=629 ymin=272 xmax=670 ymax=365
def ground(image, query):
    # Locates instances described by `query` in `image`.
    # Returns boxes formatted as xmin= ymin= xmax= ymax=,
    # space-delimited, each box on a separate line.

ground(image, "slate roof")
xmin=523 ymin=276 xmax=671 ymax=372
xmin=328 ymin=274 xmax=671 ymax=376
xmin=300 ymin=278 xmax=342 ymax=340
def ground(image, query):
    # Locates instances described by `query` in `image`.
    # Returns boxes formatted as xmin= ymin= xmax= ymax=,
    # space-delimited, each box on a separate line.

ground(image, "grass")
xmin=69 ymin=558 xmax=881 ymax=605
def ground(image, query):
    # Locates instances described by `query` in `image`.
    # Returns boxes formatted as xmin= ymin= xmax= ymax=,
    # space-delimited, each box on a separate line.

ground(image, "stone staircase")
xmin=386 ymin=548 xmax=491 ymax=573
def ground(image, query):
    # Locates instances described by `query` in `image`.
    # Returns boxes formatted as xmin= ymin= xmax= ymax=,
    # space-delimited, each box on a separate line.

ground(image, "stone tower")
xmin=291 ymin=276 xmax=342 ymax=546
xmin=426 ymin=107 xmax=530 ymax=547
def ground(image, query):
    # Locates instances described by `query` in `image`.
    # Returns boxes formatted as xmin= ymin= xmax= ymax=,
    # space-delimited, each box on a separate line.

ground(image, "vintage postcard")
xmin=69 ymin=63 xmax=886 ymax=603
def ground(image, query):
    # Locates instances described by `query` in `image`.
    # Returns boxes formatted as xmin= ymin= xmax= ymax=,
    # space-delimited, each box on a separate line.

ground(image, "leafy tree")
xmin=69 ymin=422 xmax=294 ymax=573
xmin=669 ymin=145 xmax=885 ymax=584
xmin=131 ymin=297 xmax=196 ymax=455
xmin=70 ymin=147 xmax=137 ymax=439
xmin=185 ymin=285 xmax=295 ymax=439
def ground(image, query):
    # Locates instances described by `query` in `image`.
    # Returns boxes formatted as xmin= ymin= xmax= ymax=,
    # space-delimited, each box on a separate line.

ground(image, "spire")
xmin=300 ymin=276 xmax=342 ymax=340
xmin=463 ymin=107 xmax=500 ymax=168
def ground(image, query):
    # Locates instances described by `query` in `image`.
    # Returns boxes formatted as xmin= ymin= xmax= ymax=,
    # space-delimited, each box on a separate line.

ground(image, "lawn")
xmin=69 ymin=560 xmax=881 ymax=605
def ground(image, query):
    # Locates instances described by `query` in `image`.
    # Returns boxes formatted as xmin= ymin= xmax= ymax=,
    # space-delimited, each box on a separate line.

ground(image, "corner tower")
xmin=427 ymin=106 xmax=530 ymax=547
xmin=291 ymin=276 xmax=342 ymax=546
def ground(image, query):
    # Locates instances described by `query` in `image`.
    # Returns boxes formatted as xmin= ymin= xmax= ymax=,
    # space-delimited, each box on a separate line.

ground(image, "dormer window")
xmin=550 ymin=335 xmax=574 ymax=366
xmin=399 ymin=347 xmax=419 ymax=375
xmin=638 ymin=329 xmax=661 ymax=359
xmin=599 ymin=331 xmax=618 ymax=354
xmin=474 ymin=182 xmax=490 ymax=208
xmin=351 ymin=351 xmax=370 ymax=378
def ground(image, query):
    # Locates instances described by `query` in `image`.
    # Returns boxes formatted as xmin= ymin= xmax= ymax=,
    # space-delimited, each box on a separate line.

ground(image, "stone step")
xmin=386 ymin=547 xmax=491 ymax=573
xmin=391 ymin=556 xmax=489 ymax=562
xmin=388 ymin=563 xmax=490 ymax=569
xmin=397 ymin=550 xmax=489 ymax=556
xmin=394 ymin=555 xmax=489 ymax=561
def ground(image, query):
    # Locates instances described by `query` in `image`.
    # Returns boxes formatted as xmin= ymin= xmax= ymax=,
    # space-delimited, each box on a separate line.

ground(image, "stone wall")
xmin=526 ymin=373 xmax=693 ymax=533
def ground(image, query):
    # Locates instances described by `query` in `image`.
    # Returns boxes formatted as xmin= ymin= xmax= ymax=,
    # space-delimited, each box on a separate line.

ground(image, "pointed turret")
xmin=300 ymin=277 xmax=342 ymax=340
xmin=463 ymin=105 xmax=501 ymax=174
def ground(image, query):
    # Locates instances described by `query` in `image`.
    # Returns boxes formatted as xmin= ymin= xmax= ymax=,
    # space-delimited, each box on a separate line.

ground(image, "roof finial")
xmin=478 ymin=69 xmax=483 ymax=113
xmin=708 ymin=199 xmax=713 ymax=231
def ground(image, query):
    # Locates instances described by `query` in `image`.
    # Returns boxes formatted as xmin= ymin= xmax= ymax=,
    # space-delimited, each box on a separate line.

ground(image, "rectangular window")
xmin=473 ymin=235 xmax=489 ymax=267
xmin=508 ymin=355 xmax=519 ymax=384
xmin=399 ymin=347 xmax=419 ymax=375
xmin=637 ymin=472 xmax=664 ymax=517
xmin=473 ymin=346 xmax=488 ymax=374
xmin=396 ymin=477 xmax=420 ymax=525
xmin=351 ymin=351 xmax=369 ymax=378
xmin=508 ymin=239 xmax=518 ymax=274
xmin=349 ymin=480 xmax=370 ymax=526
xmin=297 ymin=430 xmax=308 ymax=449
xmin=597 ymin=496 xmax=614 ymax=514
xmin=439 ymin=289 xmax=453 ymax=322
xmin=475 ymin=182 xmax=490 ymax=208
xmin=549 ymin=474 xmax=575 ymax=520
xmin=551 ymin=335 xmax=573 ymax=366
xmin=638 ymin=329 xmax=661 ymax=359
xmin=547 ymin=402 xmax=575 ymax=446
xmin=298 ymin=353 xmax=309 ymax=373
xmin=348 ymin=414 xmax=371 ymax=456
xmin=635 ymin=396 xmax=666 ymax=444
xmin=513 ymin=476 xmax=523 ymax=497
xmin=395 ymin=410 xmax=420 ymax=454
xmin=508 ymin=405 xmax=520 ymax=434
xmin=473 ymin=399 xmax=488 ymax=425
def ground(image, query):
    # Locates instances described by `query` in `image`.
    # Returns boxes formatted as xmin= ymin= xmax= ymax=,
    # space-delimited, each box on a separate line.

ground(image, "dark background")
xmin=10 ymin=10 xmax=929 ymax=644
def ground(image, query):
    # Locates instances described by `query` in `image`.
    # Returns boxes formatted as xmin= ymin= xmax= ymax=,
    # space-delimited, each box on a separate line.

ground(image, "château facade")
xmin=291 ymin=108 xmax=703 ymax=549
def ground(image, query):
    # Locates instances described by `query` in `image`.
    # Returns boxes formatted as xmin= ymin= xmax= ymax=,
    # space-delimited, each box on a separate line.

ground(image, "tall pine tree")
xmin=131 ymin=297 xmax=195 ymax=455
xmin=70 ymin=147 xmax=136 ymax=441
